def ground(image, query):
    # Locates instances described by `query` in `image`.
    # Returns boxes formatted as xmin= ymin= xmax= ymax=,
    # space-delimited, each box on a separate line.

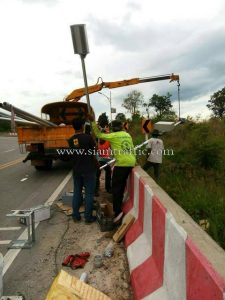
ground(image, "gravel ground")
xmin=49 ymin=178 xmax=134 ymax=300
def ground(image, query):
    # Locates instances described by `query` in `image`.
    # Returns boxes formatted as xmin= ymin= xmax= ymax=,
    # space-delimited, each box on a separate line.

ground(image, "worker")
xmin=142 ymin=129 xmax=164 ymax=181
xmin=95 ymin=132 xmax=112 ymax=196
xmin=68 ymin=118 xmax=99 ymax=224
xmin=88 ymin=115 xmax=136 ymax=224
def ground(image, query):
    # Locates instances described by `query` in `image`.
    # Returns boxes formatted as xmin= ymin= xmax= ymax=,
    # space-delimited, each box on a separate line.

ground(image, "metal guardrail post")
xmin=6 ymin=210 xmax=35 ymax=249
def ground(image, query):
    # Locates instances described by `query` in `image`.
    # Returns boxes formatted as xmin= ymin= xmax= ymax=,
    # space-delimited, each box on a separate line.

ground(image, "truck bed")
xmin=17 ymin=126 xmax=74 ymax=148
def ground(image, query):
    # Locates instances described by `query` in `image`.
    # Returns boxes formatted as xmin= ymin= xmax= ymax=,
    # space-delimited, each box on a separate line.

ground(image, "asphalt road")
xmin=0 ymin=136 xmax=133 ymax=300
xmin=0 ymin=136 xmax=73 ymax=298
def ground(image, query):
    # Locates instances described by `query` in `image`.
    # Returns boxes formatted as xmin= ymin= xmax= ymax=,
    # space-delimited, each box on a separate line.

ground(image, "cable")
xmin=53 ymin=217 xmax=71 ymax=276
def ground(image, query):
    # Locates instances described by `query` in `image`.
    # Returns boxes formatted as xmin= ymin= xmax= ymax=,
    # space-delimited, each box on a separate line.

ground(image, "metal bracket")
xmin=6 ymin=210 xmax=35 ymax=249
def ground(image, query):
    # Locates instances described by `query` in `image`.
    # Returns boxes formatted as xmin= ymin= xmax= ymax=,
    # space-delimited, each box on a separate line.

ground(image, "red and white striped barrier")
xmin=122 ymin=167 xmax=225 ymax=300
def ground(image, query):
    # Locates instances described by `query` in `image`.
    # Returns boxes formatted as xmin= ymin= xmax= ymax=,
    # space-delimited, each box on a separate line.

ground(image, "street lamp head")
xmin=98 ymin=91 xmax=110 ymax=100
xmin=70 ymin=24 xmax=89 ymax=57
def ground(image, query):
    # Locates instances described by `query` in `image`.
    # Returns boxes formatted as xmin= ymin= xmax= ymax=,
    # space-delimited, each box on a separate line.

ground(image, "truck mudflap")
xmin=23 ymin=152 xmax=53 ymax=170
xmin=23 ymin=152 xmax=52 ymax=163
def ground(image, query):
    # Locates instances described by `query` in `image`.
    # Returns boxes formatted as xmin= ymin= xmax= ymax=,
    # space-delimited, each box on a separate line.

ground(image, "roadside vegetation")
xmin=127 ymin=116 xmax=225 ymax=249
xmin=157 ymin=118 xmax=225 ymax=249
xmin=115 ymin=87 xmax=225 ymax=249
xmin=0 ymin=120 xmax=10 ymax=132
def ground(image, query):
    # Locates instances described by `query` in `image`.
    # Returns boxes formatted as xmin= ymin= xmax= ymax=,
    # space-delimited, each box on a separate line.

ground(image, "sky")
xmin=0 ymin=0 xmax=225 ymax=120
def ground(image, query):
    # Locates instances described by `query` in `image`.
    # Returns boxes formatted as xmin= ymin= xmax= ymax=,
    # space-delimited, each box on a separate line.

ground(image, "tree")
xmin=122 ymin=90 xmax=144 ymax=115
xmin=0 ymin=120 xmax=11 ymax=132
xmin=115 ymin=113 xmax=126 ymax=122
xmin=145 ymin=93 xmax=173 ymax=118
xmin=131 ymin=111 xmax=142 ymax=122
xmin=207 ymin=87 xmax=225 ymax=118
xmin=98 ymin=112 xmax=109 ymax=127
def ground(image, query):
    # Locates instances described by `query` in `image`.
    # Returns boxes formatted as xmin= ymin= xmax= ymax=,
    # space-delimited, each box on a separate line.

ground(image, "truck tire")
xmin=34 ymin=160 xmax=53 ymax=171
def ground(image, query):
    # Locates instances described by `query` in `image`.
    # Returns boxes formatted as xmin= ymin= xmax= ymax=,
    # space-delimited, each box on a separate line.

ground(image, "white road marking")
xmin=4 ymin=149 xmax=15 ymax=153
xmin=0 ymin=227 xmax=21 ymax=231
xmin=0 ymin=240 xmax=11 ymax=245
xmin=3 ymin=170 xmax=72 ymax=276
xmin=45 ymin=170 xmax=72 ymax=206
xmin=20 ymin=178 xmax=28 ymax=182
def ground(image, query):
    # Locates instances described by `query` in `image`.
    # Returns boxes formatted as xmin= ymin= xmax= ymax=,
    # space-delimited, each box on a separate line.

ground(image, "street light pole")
xmin=80 ymin=55 xmax=91 ymax=113
xmin=70 ymin=24 xmax=91 ymax=114
xmin=98 ymin=91 xmax=112 ymax=123
xmin=109 ymin=91 xmax=112 ymax=123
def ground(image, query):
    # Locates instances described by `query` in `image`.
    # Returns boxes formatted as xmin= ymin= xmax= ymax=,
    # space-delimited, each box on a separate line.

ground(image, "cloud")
xmin=19 ymin=0 xmax=59 ymax=6
xmin=0 ymin=0 xmax=225 ymax=119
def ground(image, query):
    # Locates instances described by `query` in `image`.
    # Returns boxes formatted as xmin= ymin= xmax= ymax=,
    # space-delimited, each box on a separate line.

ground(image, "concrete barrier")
xmin=122 ymin=166 xmax=225 ymax=300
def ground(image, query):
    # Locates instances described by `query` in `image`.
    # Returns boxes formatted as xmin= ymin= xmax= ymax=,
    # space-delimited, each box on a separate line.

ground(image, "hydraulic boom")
xmin=65 ymin=73 xmax=180 ymax=102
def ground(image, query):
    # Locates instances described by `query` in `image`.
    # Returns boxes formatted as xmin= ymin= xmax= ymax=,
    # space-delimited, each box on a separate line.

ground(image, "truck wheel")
xmin=34 ymin=160 xmax=53 ymax=171
xmin=35 ymin=166 xmax=45 ymax=171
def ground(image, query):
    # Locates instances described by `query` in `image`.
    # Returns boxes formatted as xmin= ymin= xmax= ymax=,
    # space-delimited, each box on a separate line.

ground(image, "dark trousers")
xmin=143 ymin=161 xmax=160 ymax=181
xmin=112 ymin=166 xmax=133 ymax=216
xmin=96 ymin=162 xmax=111 ymax=192
xmin=72 ymin=171 xmax=96 ymax=221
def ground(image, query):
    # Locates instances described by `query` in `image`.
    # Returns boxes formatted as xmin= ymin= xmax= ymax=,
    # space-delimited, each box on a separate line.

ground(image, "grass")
xmin=129 ymin=117 xmax=225 ymax=250
xmin=159 ymin=172 xmax=225 ymax=249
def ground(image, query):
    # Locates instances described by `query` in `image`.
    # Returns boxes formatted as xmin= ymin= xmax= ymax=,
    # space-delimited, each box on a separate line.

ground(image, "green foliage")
xmin=160 ymin=173 xmax=225 ymax=249
xmin=144 ymin=93 xmax=174 ymax=119
xmin=207 ymin=87 xmax=225 ymax=118
xmin=122 ymin=90 xmax=144 ymax=115
xmin=188 ymin=123 xmax=225 ymax=169
xmin=128 ymin=116 xmax=225 ymax=249
xmin=0 ymin=120 xmax=11 ymax=132
xmin=131 ymin=112 xmax=142 ymax=122
xmin=98 ymin=112 xmax=109 ymax=128
xmin=115 ymin=113 xmax=126 ymax=122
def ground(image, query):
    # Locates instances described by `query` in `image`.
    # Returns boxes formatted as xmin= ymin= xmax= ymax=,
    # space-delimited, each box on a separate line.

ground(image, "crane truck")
xmin=0 ymin=73 xmax=179 ymax=170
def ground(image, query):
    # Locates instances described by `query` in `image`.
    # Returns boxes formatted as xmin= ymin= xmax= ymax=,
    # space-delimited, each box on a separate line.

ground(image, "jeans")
xmin=72 ymin=171 xmax=96 ymax=221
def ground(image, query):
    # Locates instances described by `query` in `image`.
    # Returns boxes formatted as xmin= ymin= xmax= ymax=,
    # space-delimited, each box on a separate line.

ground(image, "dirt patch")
xmin=51 ymin=178 xmax=134 ymax=300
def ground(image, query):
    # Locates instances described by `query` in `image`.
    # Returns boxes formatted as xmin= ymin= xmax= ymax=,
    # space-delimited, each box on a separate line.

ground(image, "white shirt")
xmin=146 ymin=138 xmax=164 ymax=163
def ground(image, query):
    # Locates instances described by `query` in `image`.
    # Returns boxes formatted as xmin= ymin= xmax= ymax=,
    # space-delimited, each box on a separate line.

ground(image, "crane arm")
xmin=65 ymin=73 xmax=179 ymax=102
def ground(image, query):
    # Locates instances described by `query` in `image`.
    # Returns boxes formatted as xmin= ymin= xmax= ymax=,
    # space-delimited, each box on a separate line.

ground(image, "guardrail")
xmin=122 ymin=166 xmax=225 ymax=300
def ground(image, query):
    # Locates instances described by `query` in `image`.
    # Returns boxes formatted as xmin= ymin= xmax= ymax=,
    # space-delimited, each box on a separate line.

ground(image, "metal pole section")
xmin=177 ymin=81 xmax=181 ymax=120
xmin=80 ymin=55 xmax=91 ymax=114
xmin=99 ymin=138 xmax=151 ymax=170
xmin=10 ymin=105 xmax=16 ymax=134
xmin=0 ymin=102 xmax=57 ymax=127
xmin=110 ymin=91 xmax=112 ymax=122
xmin=0 ymin=116 xmax=36 ymax=125
xmin=145 ymin=133 xmax=148 ymax=142
xmin=31 ymin=211 xmax=35 ymax=242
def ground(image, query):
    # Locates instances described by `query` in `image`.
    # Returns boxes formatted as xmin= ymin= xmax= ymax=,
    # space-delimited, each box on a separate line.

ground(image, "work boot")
xmin=85 ymin=216 xmax=97 ymax=224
